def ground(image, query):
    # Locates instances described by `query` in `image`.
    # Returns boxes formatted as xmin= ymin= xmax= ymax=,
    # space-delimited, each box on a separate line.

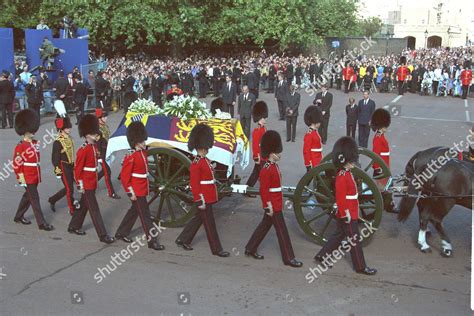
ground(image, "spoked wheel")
xmin=293 ymin=162 xmax=383 ymax=245
xmin=321 ymin=147 xmax=391 ymax=180
xmin=147 ymin=148 xmax=196 ymax=227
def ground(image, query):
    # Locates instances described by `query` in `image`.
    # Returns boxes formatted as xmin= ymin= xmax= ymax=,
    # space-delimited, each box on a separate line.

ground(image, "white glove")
xmin=56 ymin=176 xmax=62 ymax=180
xmin=265 ymin=202 xmax=274 ymax=216
xmin=344 ymin=209 xmax=351 ymax=223
xmin=198 ymin=194 xmax=206 ymax=210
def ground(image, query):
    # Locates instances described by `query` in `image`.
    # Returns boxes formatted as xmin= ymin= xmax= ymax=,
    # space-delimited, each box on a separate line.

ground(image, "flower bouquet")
xmin=162 ymin=95 xmax=211 ymax=120
xmin=128 ymin=99 xmax=163 ymax=115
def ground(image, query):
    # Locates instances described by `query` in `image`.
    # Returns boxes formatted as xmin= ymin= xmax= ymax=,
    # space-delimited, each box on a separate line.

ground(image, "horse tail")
xmin=398 ymin=152 xmax=421 ymax=222
xmin=404 ymin=151 xmax=419 ymax=179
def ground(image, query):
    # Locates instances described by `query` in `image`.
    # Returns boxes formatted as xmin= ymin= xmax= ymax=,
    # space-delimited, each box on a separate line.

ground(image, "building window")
xmin=404 ymin=19 xmax=407 ymax=24
xmin=421 ymin=19 xmax=425 ymax=24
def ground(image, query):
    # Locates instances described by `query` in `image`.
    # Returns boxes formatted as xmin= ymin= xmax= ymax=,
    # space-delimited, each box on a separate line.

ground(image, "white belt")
xmin=23 ymin=162 xmax=39 ymax=167
xmin=311 ymin=148 xmax=322 ymax=152
xmin=380 ymin=152 xmax=390 ymax=156
xmin=269 ymin=187 xmax=282 ymax=192
xmin=200 ymin=180 xmax=215 ymax=185
xmin=83 ymin=167 xmax=97 ymax=172
xmin=132 ymin=173 xmax=147 ymax=178
xmin=346 ymin=194 xmax=358 ymax=200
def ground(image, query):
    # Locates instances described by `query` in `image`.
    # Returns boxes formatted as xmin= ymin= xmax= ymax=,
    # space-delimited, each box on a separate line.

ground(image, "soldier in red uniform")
xmin=314 ymin=136 xmax=377 ymax=275
xmin=13 ymin=109 xmax=54 ymax=231
xmin=115 ymin=121 xmax=165 ymax=250
xmin=371 ymin=108 xmax=398 ymax=214
xmin=396 ymin=56 xmax=410 ymax=95
xmin=48 ymin=116 xmax=80 ymax=215
xmin=67 ymin=114 xmax=115 ymax=243
xmin=175 ymin=124 xmax=230 ymax=257
xmin=303 ymin=106 xmax=323 ymax=171
xmin=460 ymin=60 xmax=472 ymax=100
xmin=245 ymin=101 xmax=268 ymax=197
xmin=245 ymin=130 xmax=303 ymax=268
xmin=342 ymin=61 xmax=354 ymax=93
xmin=95 ymin=108 xmax=121 ymax=199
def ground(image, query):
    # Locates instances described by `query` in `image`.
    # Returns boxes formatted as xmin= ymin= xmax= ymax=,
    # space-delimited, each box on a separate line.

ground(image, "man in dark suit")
xmin=237 ymin=85 xmax=256 ymax=138
xmin=221 ymin=75 xmax=237 ymax=117
xmin=312 ymin=84 xmax=333 ymax=144
xmin=212 ymin=64 xmax=221 ymax=97
xmin=274 ymin=73 xmax=289 ymax=120
xmin=74 ymin=75 xmax=88 ymax=124
xmin=121 ymin=69 xmax=136 ymax=113
xmin=95 ymin=71 xmax=109 ymax=109
xmin=198 ymin=66 xmax=208 ymax=98
xmin=285 ymin=85 xmax=300 ymax=142
xmin=254 ymin=66 xmax=261 ymax=99
xmin=285 ymin=62 xmax=294 ymax=85
xmin=357 ymin=91 xmax=376 ymax=148
xmin=65 ymin=72 xmax=75 ymax=111
xmin=25 ymin=75 xmax=44 ymax=118
xmin=0 ymin=70 xmax=15 ymax=129
xmin=268 ymin=62 xmax=276 ymax=93
xmin=151 ymin=71 xmax=163 ymax=106
xmin=54 ymin=71 xmax=68 ymax=109
xmin=345 ymin=97 xmax=358 ymax=138
xmin=245 ymin=68 xmax=258 ymax=98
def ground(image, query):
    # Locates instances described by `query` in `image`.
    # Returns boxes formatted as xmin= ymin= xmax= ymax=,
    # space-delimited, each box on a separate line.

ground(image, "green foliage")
xmin=353 ymin=17 xmax=383 ymax=37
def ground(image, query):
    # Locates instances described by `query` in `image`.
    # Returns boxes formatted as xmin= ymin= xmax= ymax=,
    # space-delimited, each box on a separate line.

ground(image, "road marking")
xmin=390 ymin=95 xmax=403 ymax=103
xmin=465 ymin=99 xmax=471 ymax=122
xmin=398 ymin=116 xmax=469 ymax=123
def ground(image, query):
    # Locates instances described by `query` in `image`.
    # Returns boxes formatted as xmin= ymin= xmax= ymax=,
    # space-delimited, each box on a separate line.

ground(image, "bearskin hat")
xmin=15 ymin=109 xmax=40 ymax=136
xmin=260 ymin=130 xmax=283 ymax=158
xmin=95 ymin=108 xmax=108 ymax=118
xmin=210 ymin=97 xmax=224 ymax=115
xmin=252 ymin=101 xmax=268 ymax=123
xmin=78 ymin=114 xmax=100 ymax=137
xmin=55 ymin=116 xmax=72 ymax=131
xmin=464 ymin=60 xmax=471 ymax=69
xmin=127 ymin=121 xmax=148 ymax=148
xmin=371 ymin=108 xmax=391 ymax=131
xmin=400 ymin=56 xmax=407 ymax=65
xmin=332 ymin=136 xmax=359 ymax=169
xmin=188 ymin=123 xmax=214 ymax=151
xmin=304 ymin=106 xmax=323 ymax=126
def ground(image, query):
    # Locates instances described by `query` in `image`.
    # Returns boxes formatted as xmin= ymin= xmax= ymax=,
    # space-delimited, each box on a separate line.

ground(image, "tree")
xmin=353 ymin=17 xmax=383 ymax=37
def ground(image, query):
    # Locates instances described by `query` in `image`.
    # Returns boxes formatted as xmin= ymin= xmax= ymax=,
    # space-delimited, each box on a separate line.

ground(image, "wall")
xmin=311 ymin=37 xmax=408 ymax=58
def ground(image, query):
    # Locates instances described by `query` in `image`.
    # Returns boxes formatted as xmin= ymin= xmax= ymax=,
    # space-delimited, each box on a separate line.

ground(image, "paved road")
xmin=0 ymin=88 xmax=472 ymax=315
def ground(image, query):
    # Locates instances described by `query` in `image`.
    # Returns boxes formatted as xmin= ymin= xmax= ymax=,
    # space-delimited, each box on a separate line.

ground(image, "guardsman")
xmin=303 ymin=106 xmax=323 ymax=171
xmin=245 ymin=130 xmax=303 ymax=268
xmin=96 ymin=108 xmax=121 ymax=199
xmin=115 ymin=121 xmax=165 ymax=250
xmin=175 ymin=124 xmax=230 ymax=257
xmin=371 ymin=108 xmax=398 ymax=214
xmin=67 ymin=114 xmax=115 ymax=244
xmin=245 ymin=101 xmax=268 ymax=196
xmin=48 ymin=116 xmax=80 ymax=215
xmin=396 ymin=56 xmax=410 ymax=95
xmin=314 ymin=136 xmax=376 ymax=275
xmin=13 ymin=109 xmax=54 ymax=231
xmin=460 ymin=60 xmax=472 ymax=100
xmin=342 ymin=61 xmax=354 ymax=93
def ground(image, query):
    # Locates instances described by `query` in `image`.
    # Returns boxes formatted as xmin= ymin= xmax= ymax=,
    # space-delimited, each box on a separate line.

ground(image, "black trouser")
xmin=0 ymin=102 xmax=13 ymax=128
xmin=318 ymin=115 xmax=329 ymax=144
xmin=124 ymin=92 xmax=137 ymax=113
xmin=75 ymin=101 xmax=85 ymax=124
xmin=432 ymin=81 xmax=439 ymax=96
xmin=373 ymin=168 xmax=393 ymax=211
xmin=48 ymin=162 xmax=76 ymax=214
xmin=98 ymin=160 xmax=116 ymax=197
xmin=116 ymin=196 xmax=157 ymax=242
xmin=226 ymin=103 xmax=234 ymax=118
xmin=277 ymin=99 xmax=285 ymax=119
xmin=286 ymin=116 xmax=297 ymax=141
xmin=315 ymin=219 xmax=366 ymax=271
xmin=177 ymin=204 xmax=223 ymax=254
xmin=344 ymin=80 xmax=350 ymax=93
xmin=68 ymin=189 xmax=108 ymax=239
xmin=358 ymin=123 xmax=370 ymax=148
xmin=199 ymin=81 xmax=207 ymax=98
xmin=15 ymin=184 xmax=46 ymax=227
xmin=246 ymin=162 xmax=261 ymax=187
xmin=212 ymin=79 xmax=220 ymax=97
xmin=240 ymin=116 xmax=251 ymax=139
xmin=245 ymin=212 xmax=295 ymax=264
xmin=346 ymin=123 xmax=356 ymax=138
xmin=462 ymin=85 xmax=469 ymax=99
xmin=28 ymin=102 xmax=41 ymax=118
xmin=268 ymin=79 xmax=274 ymax=93
xmin=250 ymin=88 xmax=258 ymax=99
xmin=397 ymin=80 xmax=405 ymax=95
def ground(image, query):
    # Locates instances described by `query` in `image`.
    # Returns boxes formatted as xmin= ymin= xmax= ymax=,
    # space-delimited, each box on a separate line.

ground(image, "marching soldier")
xmin=67 ymin=114 xmax=115 ymax=243
xmin=115 ymin=121 xmax=165 ymax=250
xmin=175 ymin=124 xmax=230 ymax=257
xmin=314 ymin=136 xmax=376 ymax=275
xmin=244 ymin=130 xmax=303 ymax=268
xmin=48 ymin=116 xmax=80 ymax=215
xmin=460 ymin=60 xmax=472 ymax=100
xmin=396 ymin=56 xmax=410 ymax=95
xmin=303 ymin=106 xmax=323 ymax=171
xmin=245 ymin=101 xmax=268 ymax=196
xmin=95 ymin=108 xmax=121 ymax=199
xmin=371 ymin=108 xmax=398 ymax=214
xmin=13 ymin=109 xmax=54 ymax=231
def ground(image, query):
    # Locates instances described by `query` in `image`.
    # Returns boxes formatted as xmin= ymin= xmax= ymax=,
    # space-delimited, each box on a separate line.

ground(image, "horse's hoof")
xmin=420 ymin=247 xmax=432 ymax=253
xmin=441 ymin=249 xmax=452 ymax=257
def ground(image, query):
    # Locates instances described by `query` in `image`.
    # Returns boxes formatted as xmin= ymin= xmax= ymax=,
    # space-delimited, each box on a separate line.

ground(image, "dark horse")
xmin=397 ymin=146 xmax=473 ymax=256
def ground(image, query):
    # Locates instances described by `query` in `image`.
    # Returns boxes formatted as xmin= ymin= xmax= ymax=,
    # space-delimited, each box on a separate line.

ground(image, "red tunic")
xmin=335 ymin=169 xmax=359 ymax=220
xmin=251 ymin=124 xmax=266 ymax=161
xmin=460 ymin=69 xmax=472 ymax=86
xmin=342 ymin=67 xmax=354 ymax=81
xmin=13 ymin=140 xmax=41 ymax=185
xmin=396 ymin=66 xmax=409 ymax=81
xmin=372 ymin=132 xmax=390 ymax=169
xmin=190 ymin=156 xmax=218 ymax=205
xmin=120 ymin=149 xmax=149 ymax=197
xmin=74 ymin=143 xmax=99 ymax=190
xmin=303 ymin=128 xmax=322 ymax=168
xmin=259 ymin=161 xmax=283 ymax=212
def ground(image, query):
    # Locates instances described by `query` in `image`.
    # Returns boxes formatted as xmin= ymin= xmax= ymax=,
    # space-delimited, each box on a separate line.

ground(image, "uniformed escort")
xmin=303 ymin=105 xmax=323 ymax=171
